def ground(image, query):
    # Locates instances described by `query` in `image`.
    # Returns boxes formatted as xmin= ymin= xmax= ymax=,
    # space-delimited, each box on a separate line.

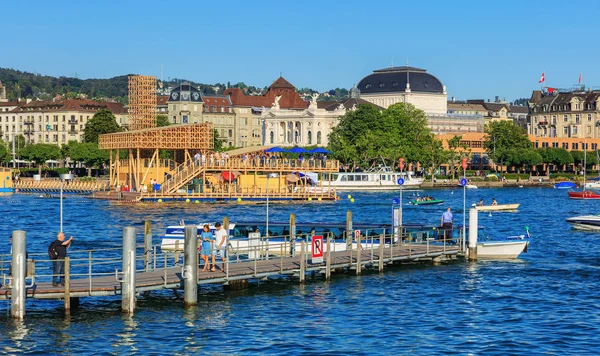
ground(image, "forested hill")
xmin=0 ymin=67 xmax=351 ymax=103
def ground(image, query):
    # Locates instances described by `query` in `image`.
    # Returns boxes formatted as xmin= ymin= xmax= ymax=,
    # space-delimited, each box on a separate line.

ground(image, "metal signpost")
xmin=397 ymin=158 xmax=405 ymax=227
xmin=265 ymin=173 xmax=279 ymax=239
xmin=460 ymin=157 xmax=468 ymax=253
xmin=59 ymin=173 xmax=74 ymax=232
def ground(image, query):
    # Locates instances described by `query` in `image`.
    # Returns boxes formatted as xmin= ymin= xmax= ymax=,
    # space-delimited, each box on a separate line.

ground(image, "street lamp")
xmin=265 ymin=173 xmax=279 ymax=238
xmin=59 ymin=173 xmax=74 ymax=232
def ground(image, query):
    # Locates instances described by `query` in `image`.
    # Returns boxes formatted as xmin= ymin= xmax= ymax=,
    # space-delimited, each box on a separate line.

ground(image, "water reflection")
xmin=112 ymin=315 xmax=138 ymax=352
xmin=3 ymin=319 xmax=31 ymax=353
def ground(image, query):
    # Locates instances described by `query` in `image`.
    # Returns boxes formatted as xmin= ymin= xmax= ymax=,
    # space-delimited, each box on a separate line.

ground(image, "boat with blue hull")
xmin=554 ymin=181 xmax=576 ymax=189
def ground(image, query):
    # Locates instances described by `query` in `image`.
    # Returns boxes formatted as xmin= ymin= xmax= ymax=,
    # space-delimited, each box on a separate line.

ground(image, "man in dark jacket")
xmin=51 ymin=232 xmax=73 ymax=286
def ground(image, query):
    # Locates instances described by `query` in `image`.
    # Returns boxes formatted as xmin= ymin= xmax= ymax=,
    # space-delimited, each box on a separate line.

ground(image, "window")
xmin=587 ymin=126 xmax=592 ymax=134
xmin=552 ymin=142 xmax=558 ymax=148
xmin=573 ymin=126 xmax=578 ymax=135
xmin=552 ymin=115 xmax=557 ymax=125
xmin=317 ymin=131 xmax=322 ymax=145
xmin=563 ymin=115 xmax=568 ymax=122
xmin=572 ymin=143 xmax=578 ymax=150
xmin=593 ymin=143 xmax=598 ymax=150
xmin=228 ymin=129 xmax=232 ymax=137
xmin=562 ymin=142 xmax=568 ymax=149
xmin=588 ymin=114 xmax=592 ymax=121
xmin=563 ymin=127 xmax=568 ymax=135
xmin=308 ymin=131 xmax=312 ymax=145
xmin=269 ymin=131 xmax=274 ymax=144
xmin=576 ymin=114 xmax=580 ymax=124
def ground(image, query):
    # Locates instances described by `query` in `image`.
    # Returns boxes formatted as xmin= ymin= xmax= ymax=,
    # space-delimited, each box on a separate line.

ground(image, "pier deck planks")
xmin=0 ymin=244 xmax=457 ymax=300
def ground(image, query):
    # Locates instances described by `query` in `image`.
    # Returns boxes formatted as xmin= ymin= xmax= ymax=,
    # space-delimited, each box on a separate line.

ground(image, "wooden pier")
xmin=1 ymin=225 xmax=461 ymax=318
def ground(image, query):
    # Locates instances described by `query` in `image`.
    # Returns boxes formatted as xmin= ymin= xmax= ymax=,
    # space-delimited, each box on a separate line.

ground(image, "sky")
xmin=2 ymin=0 xmax=598 ymax=102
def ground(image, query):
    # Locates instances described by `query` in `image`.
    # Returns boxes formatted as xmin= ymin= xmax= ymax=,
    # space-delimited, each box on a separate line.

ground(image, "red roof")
xmin=16 ymin=99 xmax=127 ymax=114
xmin=157 ymin=95 xmax=169 ymax=106
xmin=224 ymin=76 xmax=308 ymax=109
xmin=203 ymin=96 xmax=232 ymax=113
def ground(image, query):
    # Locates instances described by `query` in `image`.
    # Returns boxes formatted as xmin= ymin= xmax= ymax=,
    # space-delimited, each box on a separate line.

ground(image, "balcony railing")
xmin=68 ymin=130 xmax=78 ymax=135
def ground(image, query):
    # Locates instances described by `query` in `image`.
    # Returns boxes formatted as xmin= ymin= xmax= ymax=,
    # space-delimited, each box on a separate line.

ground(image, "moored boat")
xmin=475 ymin=203 xmax=520 ymax=212
xmin=568 ymin=190 xmax=600 ymax=199
xmin=555 ymin=181 xmax=576 ymax=189
xmin=321 ymin=165 xmax=423 ymax=191
xmin=476 ymin=228 xmax=531 ymax=259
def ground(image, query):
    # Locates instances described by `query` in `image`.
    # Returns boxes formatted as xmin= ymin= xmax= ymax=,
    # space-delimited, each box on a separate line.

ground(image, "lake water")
xmin=1 ymin=187 xmax=599 ymax=354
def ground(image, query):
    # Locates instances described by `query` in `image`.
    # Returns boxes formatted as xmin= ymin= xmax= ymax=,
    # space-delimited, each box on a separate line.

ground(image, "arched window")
xmin=308 ymin=131 xmax=312 ymax=144
xmin=270 ymin=131 xmax=274 ymax=144
xmin=317 ymin=131 xmax=322 ymax=145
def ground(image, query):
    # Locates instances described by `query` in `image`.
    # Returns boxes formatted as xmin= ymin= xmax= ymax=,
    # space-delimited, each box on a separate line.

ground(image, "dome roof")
xmin=357 ymin=66 xmax=444 ymax=94
xmin=168 ymin=82 xmax=203 ymax=102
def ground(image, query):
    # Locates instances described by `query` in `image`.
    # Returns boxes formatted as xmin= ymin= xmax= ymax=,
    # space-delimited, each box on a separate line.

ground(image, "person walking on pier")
xmin=440 ymin=207 xmax=454 ymax=241
xmin=200 ymin=225 xmax=215 ymax=272
xmin=215 ymin=222 xmax=228 ymax=271
xmin=50 ymin=232 xmax=73 ymax=286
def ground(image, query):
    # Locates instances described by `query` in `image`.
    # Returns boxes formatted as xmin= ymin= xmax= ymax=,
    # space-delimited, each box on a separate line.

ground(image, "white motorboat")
xmin=584 ymin=181 xmax=600 ymax=190
xmin=321 ymin=166 xmax=423 ymax=191
xmin=458 ymin=183 xmax=478 ymax=189
xmin=477 ymin=237 xmax=530 ymax=259
xmin=565 ymin=214 xmax=600 ymax=231
xmin=475 ymin=203 xmax=520 ymax=212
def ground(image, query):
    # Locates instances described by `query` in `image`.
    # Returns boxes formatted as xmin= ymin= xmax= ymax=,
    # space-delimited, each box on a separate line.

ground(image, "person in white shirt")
xmin=214 ymin=222 xmax=228 ymax=270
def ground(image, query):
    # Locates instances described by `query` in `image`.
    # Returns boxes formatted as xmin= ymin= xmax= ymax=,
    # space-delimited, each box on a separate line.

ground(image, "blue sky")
xmin=3 ymin=0 xmax=598 ymax=101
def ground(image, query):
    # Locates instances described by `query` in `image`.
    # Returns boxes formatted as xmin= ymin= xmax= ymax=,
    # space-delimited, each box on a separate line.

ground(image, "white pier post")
xmin=11 ymin=230 xmax=26 ymax=319
xmin=183 ymin=225 xmax=198 ymax=306
xmin=468 ymin=208 xmax=478 ymax=261
xmin=122 ymin=227 xmax=137 ymax=314
xmin=289 ymin=214 xmax=296 ymax=256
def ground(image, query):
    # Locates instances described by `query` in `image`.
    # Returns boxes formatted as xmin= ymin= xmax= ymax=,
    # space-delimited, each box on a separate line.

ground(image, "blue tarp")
xmin=310 ymin=147 xmax=331 ymax=154
xmin=554 ymin=181 xmax=576 ymax=189
xmin=264 ymin=147 xmax=288 ymax=153
xmin=288 ymin=147 xmax=310 ymax=154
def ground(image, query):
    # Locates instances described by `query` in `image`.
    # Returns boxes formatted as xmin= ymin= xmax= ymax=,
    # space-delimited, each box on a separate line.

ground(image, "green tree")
xmin=0 ymin=141 xmax=10 ymax=164
xmin=329 ymin=102 xmax=432 ymax=169
xmin=83 ymin=109 xmax=122 ymax=143
xmin=446 ymin=135 xmax=470 ymax=180
xmin=213 ymin=129 xmax=224 ymax=152
xmin=484 ymin=121 xmax=532 ymax=172
xmin=538 ymin=147 xmax=573 ymax=172
xmin=520 ymin=149 xmax=543 ymax=173
xmin=421 ymin=134 xmax=447 ymax=181
xmin=68 ymin=142 xmax=109 ymax=176
xmin=156 ymin=114 xmax=170 ymax=127
xmin=20 ymin=143 xmax=60 ymax=175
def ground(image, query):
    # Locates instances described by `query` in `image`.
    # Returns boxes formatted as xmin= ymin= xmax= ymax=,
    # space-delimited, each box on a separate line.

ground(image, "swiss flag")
xmin=548 ymin=87 xmax=555 ymax=94
xmin=538 ymin=72 xmax=545 ymax=83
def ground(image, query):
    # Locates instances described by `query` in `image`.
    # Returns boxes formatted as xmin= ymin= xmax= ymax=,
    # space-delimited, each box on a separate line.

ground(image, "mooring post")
xmin=289 ymin=213 xmax=296 ymax=256
xmin=299 ymin=240 xmax=305 ymax=283
xmin=346 ymin=210 xmax=353 ymax=250
xmin=64 ymin=257 xmax=71 ymax=315
xmin=11 ymin=230 xmax=26 ymax=319
xmin=379 ymin=234 xmax=384 ymax=272
xmin=356 ymin=233 xmax=361 ymax=276
xmin=468 ymin=208 xmax=478 ymax=261
xmin=122 ymin=227 xmax=137 ymax=314
xmin=183 ymin=225 xmax=198 ymax=306
xmin=144 ymin=220 xmax=152 ymax=272
xmin=325 ymin=234 xmax=331 ymax=280
xmin=223 ymin=217 xmax=229 ymax=274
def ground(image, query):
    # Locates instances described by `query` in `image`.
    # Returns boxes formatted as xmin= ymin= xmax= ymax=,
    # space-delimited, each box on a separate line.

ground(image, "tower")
xmin=128 ymin=75 xmax=157 ymax=131
xmin=0 ymin=81 xmax=7 ymax=102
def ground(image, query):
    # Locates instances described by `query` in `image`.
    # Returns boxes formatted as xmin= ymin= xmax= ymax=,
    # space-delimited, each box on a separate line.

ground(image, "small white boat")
xmin=565 ymin=214 xmax=600 ymax=230
xmin=584 ymin=181 xmax=600 ymax=190
xmin=459 ymin=183 xmax=478 ymax=189
xmin=475 ymin=203 xmax=520 ymax=212
xmin=477 ymin=237 xmax=530 ymax=259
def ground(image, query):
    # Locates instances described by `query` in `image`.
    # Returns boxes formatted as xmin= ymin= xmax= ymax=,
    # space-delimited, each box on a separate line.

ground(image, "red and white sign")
xmin=312 ymin=235 xmax=324 ymax=263
xmin=354 ymin=230 xmax=361 ymax=239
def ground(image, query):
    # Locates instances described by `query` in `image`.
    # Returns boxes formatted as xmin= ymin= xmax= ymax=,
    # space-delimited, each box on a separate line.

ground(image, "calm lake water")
xmin=1 ymin=187 xmax=599 ymax=354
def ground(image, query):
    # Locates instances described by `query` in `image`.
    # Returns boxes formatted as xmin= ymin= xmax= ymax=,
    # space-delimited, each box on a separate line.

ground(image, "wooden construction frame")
xmin=128 ymin=75 xmax=157 ymax=131
xmin=99 ymin=123 xmax=214 ymax=150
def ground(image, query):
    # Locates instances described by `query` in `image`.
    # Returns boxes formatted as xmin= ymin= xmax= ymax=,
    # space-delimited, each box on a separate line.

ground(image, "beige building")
xmin=167 ymin=83 xmax=237 ymax=147
xmin=528 ymin=89 xmax=600 ymax=139
xmin=8 ymin=99 xmax=127 ymax=146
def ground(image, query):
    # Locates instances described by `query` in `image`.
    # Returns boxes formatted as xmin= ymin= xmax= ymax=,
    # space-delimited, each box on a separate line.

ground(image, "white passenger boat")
xmin=321 ymin=166 xmax=423 ymax=191
xmin=475 ymin=203 xmax=520 ymax=212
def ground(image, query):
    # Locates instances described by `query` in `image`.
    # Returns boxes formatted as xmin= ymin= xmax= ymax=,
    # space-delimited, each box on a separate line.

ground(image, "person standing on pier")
xmin=50 ymin=232 xmax=73 ymax=286
xmin=200 ymin=225 xmax=215 ymax=272
xmin=215 ymin=222 xmax=228 ymax=271
xmin=440 ymin=207 xmax=454 ymax=241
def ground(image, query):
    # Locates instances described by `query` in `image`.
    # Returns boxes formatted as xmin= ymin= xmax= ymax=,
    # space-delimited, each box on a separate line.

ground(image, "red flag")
xmin=578 ymin=72 xmax=582 ymax=84
xmin=548 ymin=87 xmax=555 ymax=94
xmin=538 ymin=72 xmax=545 ymax=83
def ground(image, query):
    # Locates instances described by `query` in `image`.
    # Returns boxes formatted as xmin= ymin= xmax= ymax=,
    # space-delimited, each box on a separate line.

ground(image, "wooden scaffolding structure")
xmin=128 ymin=75 xmax=157 ymax=131
xmin=99 ymin=123 xmax=214 ymax=189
